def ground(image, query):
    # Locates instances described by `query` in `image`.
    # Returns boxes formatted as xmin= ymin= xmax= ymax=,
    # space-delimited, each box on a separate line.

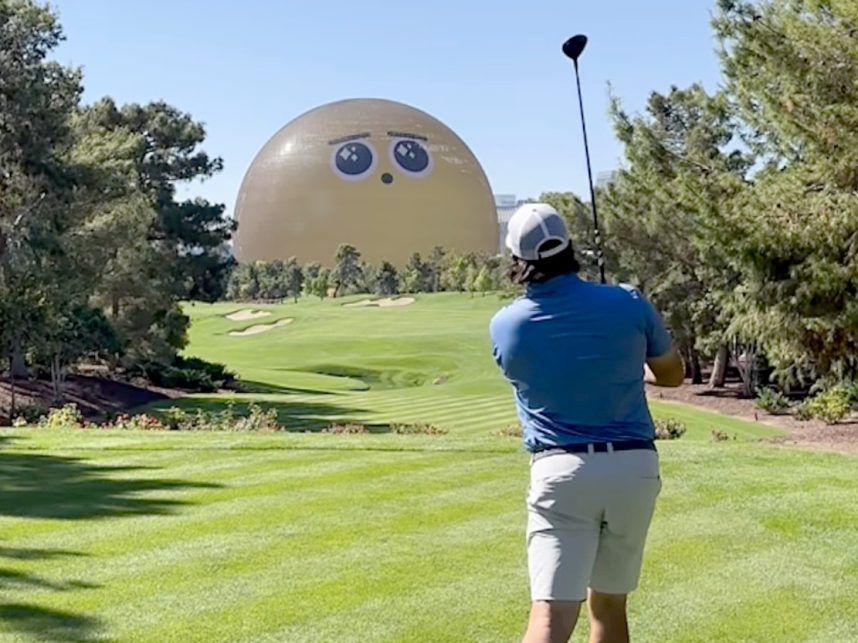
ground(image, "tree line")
xmin=225 ymin=245 xmax=512 ymax=301
xmin=589 ymin=0 xmax=857 ymax=394
xmin=0 ymin=1 xmax=233 ymax=403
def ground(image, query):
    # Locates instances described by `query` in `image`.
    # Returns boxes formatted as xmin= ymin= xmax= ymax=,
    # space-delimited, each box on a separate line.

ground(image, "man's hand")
xmin=645 ymin=348 xmax=684 ymax=387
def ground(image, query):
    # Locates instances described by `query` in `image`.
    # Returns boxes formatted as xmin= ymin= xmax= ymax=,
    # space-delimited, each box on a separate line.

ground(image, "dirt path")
xmin=647 ymin=381 xmax=858 ymax=455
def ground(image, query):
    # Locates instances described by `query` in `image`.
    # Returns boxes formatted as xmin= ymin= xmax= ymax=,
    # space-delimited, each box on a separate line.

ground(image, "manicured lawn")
xmin=2 ymin=294 xmax=855 ymax=641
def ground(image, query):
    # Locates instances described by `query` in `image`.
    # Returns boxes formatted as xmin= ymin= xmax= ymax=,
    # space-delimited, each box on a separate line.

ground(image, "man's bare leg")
xmin=587 ymin=590 xmax=628 ymax=643
xmin=523 ymin=600 xmax=581 ymax=643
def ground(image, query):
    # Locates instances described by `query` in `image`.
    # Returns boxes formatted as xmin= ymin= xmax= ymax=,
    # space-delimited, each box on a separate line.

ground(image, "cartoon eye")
xmin=389 ymin=138 xmax=433 ymax=177
xmin=331 ymin=140 xmax=377 ymax=181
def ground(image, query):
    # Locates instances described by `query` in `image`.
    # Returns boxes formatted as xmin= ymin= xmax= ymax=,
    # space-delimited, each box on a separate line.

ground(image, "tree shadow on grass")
xmin=0 ymin=546 xmax=87 ymax=561
xmin=0 ymin=568 xmax=100 ymax=591
xmin=0 ymin=549 xmax=103 ymax=641
xmin=0 ymin=445 xmax=221 ymax=640
xmin=0 ymin=451 xmax=221 ymax=519
xmin=236 ymin=380 xmax=335 ymax=396
xmin=0 ymin=603 xmax=102 ymax=642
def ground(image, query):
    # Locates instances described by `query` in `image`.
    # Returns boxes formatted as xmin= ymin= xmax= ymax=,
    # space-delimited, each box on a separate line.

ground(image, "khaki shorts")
xmin=526 ymin=448 xmax=661 ymax=602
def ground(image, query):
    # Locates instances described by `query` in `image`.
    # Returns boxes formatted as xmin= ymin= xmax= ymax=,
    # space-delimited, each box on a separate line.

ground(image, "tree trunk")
xmin=51 ymin=353 xmax=64 ymax=403
xmin=690 ymin=347 xmax=703 ymax=384
xmin=682 ymin=342 xmax=694 ymax=379
xmin=709 ymin=345 xmax=729 ymax=387
xmin=733 ymin=341 xmax=757 ymax=398
xmin=10 ymin=341 xmax=28 ymax=378
xmin=8 ymin=354 xmax=16 ymax=424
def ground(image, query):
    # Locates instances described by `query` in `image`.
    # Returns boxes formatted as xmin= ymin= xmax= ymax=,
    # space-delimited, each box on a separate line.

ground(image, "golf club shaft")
xmin=573 ymin=60 xmax=607 ymax=284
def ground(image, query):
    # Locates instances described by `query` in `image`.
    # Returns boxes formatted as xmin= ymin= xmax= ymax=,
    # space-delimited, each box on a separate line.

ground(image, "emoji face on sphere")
xmin=234 ymin=99 xmax=498 ymax=266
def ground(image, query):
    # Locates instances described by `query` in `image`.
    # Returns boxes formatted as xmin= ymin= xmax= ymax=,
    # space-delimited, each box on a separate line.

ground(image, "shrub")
xmin=163 ymin=407 xmax=191 ymax=431
xmin=157 ymin=367 xmax=215 ymax=392
xmin=323 ymin=423 xmax=370 ymax=434
xmin=175 ymin=357 xmax=235 ymax=387
xmin=710 ymin=429 xmax=735 ymax=442
xmin=755 ymin=387 xmax=790 ymax=414
xmin=843 ymin=380 xmax=858 ymax=408
xmin=793 ymin=401 xmax=814 ymax=422
xmin=109 ymin=414 xmax=165 ymax=431
xmin=654 ymin=418 xmax=686 ymax=440
xmin=38 ymin=404 xmax=83 ymax=429
xmin=806 ymin=386 xmax=852 ymax=424
xmin=137 ymin=357 xmax=235 ymax=392
xmin=390 ymin=422 xmax=448 ymax=436
xmin=161 ymin=402 xmax=282 ymax=432
xmin=6 ymin=402 xmax=48 ymax=426
xmin=233 ymin=404 xmax=280 ymax=432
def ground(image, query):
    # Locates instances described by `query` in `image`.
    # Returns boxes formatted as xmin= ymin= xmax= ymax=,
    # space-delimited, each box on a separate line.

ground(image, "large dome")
xmin=233 ymin=98 xmax=498 ymax=266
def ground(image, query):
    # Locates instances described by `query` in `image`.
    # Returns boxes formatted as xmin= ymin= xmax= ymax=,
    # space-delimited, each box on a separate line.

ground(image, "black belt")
xmin=531 ymin=439 xmax=656 ymax=462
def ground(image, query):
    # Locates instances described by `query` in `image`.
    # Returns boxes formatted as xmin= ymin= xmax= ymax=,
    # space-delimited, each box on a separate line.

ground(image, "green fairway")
xmin=168 ymin=295 xmax=781 ymax=440
xmin=2 ymin=294 xmax=856 ymax=642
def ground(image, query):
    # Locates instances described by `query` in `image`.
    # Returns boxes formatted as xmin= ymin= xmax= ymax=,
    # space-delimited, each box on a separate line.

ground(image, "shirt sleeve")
xmin=489 ymin=313 xmax=507 ymax=370
xmin=642 ymin=298 xmax=673 ymax=359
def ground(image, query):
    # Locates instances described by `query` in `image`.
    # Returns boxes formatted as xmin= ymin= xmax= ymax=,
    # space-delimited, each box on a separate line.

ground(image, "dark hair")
xmin=508 ymin=241 xmax=581 ymax=285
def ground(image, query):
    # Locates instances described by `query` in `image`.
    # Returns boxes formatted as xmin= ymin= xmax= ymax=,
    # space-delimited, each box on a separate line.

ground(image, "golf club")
xmin=562 ymin=34 xmax=606 ymax=284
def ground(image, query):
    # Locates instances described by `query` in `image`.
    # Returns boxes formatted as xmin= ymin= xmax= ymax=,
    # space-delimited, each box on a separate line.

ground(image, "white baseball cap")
xmin=505 ymin=203 xmax=571 ymax=260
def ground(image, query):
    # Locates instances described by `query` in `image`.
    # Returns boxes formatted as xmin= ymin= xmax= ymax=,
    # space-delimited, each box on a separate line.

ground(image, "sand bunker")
xmin=228 ymin=318 xmax=293 ymax=336
xmin=344 ymin=297 xmax=415 ymax=309
xmin=226 ymin=309 xmax=272 ymax=322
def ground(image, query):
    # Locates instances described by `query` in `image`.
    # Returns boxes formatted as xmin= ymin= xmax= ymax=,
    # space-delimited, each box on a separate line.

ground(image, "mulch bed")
xmin=647 ymin=381 xmax=858 ymax=455
xmin=0 ymin=374 xmax=179 ymax=423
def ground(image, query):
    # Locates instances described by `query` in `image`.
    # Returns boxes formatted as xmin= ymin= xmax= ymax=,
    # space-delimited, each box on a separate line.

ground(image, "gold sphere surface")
xmin=233 ymin=98 xmax=498 ymax=266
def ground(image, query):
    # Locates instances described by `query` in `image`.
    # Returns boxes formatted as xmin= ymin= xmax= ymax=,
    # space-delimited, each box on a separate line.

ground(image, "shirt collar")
xmin=525 ymin=273 xmax=582 ymax=297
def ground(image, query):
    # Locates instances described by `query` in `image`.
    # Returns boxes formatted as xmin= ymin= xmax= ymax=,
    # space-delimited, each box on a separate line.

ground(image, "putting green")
xmin=2 ymin=293 xmax=855 ymax=642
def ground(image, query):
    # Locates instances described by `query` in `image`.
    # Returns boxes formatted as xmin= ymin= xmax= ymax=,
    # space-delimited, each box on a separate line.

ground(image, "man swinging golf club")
xmin=490 ymin=203 xmax=683 ymax=643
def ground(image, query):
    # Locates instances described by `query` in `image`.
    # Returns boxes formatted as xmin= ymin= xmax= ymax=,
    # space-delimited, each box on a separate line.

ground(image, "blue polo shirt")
xmin=489 ymin=274 xmax=672 ymax=452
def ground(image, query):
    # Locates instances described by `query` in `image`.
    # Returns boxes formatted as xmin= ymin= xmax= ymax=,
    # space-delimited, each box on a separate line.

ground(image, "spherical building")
xmin=233 ymin=99 xmax=498 ymax=266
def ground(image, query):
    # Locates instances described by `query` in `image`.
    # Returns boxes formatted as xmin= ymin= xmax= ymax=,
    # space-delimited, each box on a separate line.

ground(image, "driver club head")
xmin=562 ymin=34 xmax=588 ymax=62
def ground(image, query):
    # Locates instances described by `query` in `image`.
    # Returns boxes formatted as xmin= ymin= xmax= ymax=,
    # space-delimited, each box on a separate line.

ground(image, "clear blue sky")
xmin=52 ymin=1 xmax=723 ymax=215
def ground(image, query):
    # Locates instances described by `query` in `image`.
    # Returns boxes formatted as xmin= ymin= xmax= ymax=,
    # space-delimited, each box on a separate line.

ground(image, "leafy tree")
xmin=307 ymin=267 xmax=330 ymax=301
xmin=442 ymin=253 xmax=473 ymax=292
xmin=285 ymin=258 xmax=304 ymax=303
xmin=34 ymin=305 xmax=118 ymax=401
xmin=464 ymin=263 xmax=480 ymax=296
xmin=601 ymin=84 xmax=750 ymax=383
xmin=402 ymin=252 xmax=432 ymax=293
xmin=226 ymin=263 xmax=259 ymax=301
xmin=330 ymin=244 xmax=361 ymax=297
xmin=473 ymin=266 xmax=493 ymax=296
xmin=356 ymin=262 xmax=376 ymax=294
xmin=302 ymin=261 xmax=321 ymax=282
xmin=426 ymin=246 xmax=447 ymax=292
xmin=255 ymin=260 xmax=287 ymax=300
xmin=376 ymin=261 xmax=400 ymax=295
xmin=81 ymin=97 xmax=232 ymax=363
xmin=0 ymin=0 xmax=82 ymax=379
xmin=714 ymin=0 xmax=858 ymax=384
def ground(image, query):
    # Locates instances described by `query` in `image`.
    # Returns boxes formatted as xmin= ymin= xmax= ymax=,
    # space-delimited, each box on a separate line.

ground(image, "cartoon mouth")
xmin=381 ymin=172 xmax=393 ymax=185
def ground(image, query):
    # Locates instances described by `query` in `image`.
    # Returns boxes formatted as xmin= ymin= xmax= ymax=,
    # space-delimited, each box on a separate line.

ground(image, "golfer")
xmin=490 ymin=204 xmax=683 ymax=643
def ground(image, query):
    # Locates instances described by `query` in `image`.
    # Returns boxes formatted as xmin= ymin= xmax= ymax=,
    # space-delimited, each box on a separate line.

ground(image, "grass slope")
xmin=2 ymin=294 xmax=854 ymax=642
xmin=172 ymin=295 xmax=780 ymax=441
